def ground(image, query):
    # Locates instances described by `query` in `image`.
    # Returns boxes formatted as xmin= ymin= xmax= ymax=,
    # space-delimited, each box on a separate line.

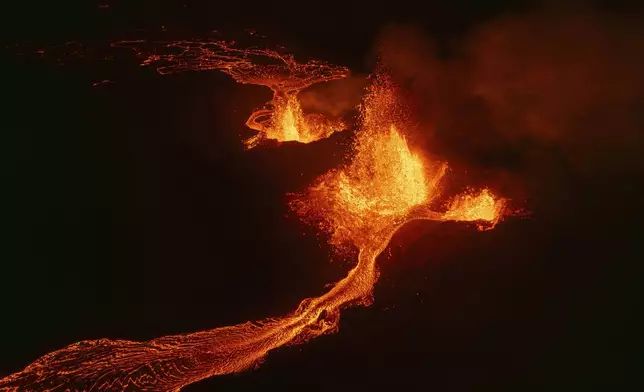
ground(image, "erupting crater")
xmin=114 ymin=39 xmax=349 ymax=147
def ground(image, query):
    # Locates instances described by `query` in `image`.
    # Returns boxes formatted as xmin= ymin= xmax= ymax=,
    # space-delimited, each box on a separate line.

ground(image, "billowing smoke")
xmin=298 ymin=75 xmax=368 ymax=118
xmin=377 ymin=9 xmax=644 ymax=180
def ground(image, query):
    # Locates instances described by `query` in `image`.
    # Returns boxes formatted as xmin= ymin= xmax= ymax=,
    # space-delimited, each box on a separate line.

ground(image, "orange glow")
xmin=444 ymin=188 xmax=506 ymax=229
xmin=0 ymin=70 xmax=509 ymax=391
xmin=295 ymin=75 xmax=448 ymax=249
xmin=245 ymin=92 xmax=345 ymax=147
xmin=113 ymin=39 xmax=348 ymax=148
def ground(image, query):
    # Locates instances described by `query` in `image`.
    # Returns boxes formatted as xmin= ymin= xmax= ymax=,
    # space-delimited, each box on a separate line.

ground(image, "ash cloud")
xmin=377 ymin=9 xmax=644 ymax=180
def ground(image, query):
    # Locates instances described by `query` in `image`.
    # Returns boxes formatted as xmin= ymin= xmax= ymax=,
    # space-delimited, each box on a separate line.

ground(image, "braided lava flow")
xmin=113 ymin=40 xmax=348 ymax=148
xmin=0 ymin=69 xmax=506 ymax=391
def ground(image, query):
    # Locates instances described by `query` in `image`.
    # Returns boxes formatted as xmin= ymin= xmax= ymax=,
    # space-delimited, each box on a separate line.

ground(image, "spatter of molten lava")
xmin=444 ymin=188 xmax=506 ymax=230
xmin=0 ymin=72 xmax=507 ymax=392
xmin=293 ymin=74 xmax=448 ymax=249
xmin=114 ymin=40 xmax=348 ymax=147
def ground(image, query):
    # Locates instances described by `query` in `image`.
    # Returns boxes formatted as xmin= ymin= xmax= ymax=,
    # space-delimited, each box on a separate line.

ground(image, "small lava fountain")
xmin=114 ymin=39 xmax=348 ymax=147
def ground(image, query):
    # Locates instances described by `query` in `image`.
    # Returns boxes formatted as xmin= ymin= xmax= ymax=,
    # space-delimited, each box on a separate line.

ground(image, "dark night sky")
xmin=2 ymin=1 xmax=643 ymax=391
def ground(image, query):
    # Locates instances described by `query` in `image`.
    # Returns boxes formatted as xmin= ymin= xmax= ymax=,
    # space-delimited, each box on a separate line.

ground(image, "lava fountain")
xmin=114 ymin=39 xmax=348 ymax=147
xmin=0 ymin=71 xmax=506 ymax=392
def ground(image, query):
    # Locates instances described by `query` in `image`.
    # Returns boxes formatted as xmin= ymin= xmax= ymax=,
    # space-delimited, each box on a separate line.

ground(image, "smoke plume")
xmin=377 ymin=9 xmax=644 ymax=179
xmin=298 ymin=75 xmax=368 ymax=118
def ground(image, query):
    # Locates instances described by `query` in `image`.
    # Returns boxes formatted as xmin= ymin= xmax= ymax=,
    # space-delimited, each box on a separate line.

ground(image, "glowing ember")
xmin=0 ymin=69 xmax=508 ymax=392
xmin=114 ymin=39 xmax=348 ymax=147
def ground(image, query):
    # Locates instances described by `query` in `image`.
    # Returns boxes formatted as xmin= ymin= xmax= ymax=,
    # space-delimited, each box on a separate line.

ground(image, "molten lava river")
xmin=0 ymin=41 xmax=508 ymax=392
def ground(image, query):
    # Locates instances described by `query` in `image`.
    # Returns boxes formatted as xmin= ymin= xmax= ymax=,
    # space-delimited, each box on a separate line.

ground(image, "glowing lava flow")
xmin=444 ymin=188 xmax=506 ymax=229
xmin=114 ymin=40 xmax=348 ymax=147
xmin=0 ymin=74 xmax=506 ymax=392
